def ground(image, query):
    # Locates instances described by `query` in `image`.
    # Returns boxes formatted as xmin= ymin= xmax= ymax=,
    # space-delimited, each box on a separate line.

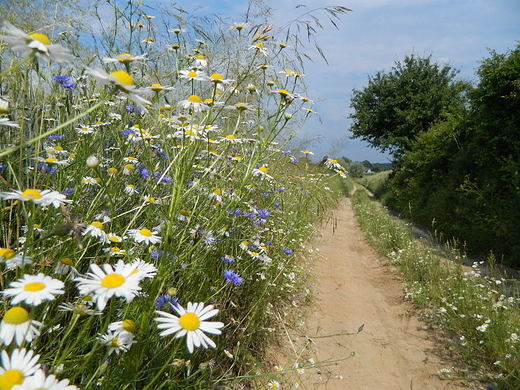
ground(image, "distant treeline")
xmin=320 ymin=156 xmax=392 ymax=178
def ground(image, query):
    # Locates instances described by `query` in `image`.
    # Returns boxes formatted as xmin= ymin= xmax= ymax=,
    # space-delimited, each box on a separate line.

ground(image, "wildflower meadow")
xmin=0 ymin=2 xmax=351 ymax=389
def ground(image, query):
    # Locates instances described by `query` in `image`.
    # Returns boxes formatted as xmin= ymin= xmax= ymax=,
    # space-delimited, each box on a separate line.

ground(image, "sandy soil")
xmin=291 ymin=197 xmax=481 ymax=390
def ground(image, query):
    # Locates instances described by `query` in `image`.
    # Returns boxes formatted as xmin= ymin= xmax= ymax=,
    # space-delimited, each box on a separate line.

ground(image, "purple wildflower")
xmin=223 ymin=270 xmax=243 ymax=286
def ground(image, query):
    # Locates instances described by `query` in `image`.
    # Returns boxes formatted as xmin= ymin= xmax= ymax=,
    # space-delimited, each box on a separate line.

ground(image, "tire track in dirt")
xmin=298 ymin=197 xmax=477 ymax=390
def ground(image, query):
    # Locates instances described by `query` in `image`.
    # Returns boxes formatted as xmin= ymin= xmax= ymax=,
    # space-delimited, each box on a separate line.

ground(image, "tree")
xmin=348 ymin=54 xmax=467 ymax=161
xmin=348 ymin=161 xmax=365 ymax=178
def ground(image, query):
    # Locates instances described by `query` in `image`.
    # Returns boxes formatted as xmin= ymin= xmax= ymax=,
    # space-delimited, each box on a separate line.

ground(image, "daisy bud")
xmin=284 ymin=113 xmax=292 ymax=120
xmin=86 ymin=156 xmax=99 ymax=168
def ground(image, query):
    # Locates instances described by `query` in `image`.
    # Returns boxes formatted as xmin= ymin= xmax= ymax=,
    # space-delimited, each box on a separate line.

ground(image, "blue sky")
xmin=118 ymin=0 xmax=519 ymax=162
xmin=186 ymin=0 xmax=519 ymax=162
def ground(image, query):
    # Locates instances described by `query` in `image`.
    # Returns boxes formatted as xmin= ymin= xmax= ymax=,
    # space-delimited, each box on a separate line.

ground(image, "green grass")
xmin=351 ymin=189 xmax=520 ymax=390
xmin=0 ymin=3 xmax=352 ymax=389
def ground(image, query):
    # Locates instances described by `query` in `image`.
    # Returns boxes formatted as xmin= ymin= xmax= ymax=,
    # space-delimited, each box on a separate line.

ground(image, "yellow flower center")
xmin=108 ymin=167 xmax=118 ymax=175
xmin=109 ymin=71 xmax=134 ymax=86
xmin=255 ymin=42 xmax=264 ymax=49
xmin=179 ymin=209 xmax=189 ymax=216
xmin=278 ymin=89 xmax=289 ymax=96
xmin=0 ymin=249 xmax=15 ymax=259
xmin=151 ymin=83 xmax=163 ymax=91
xmin=195 ymin=55 xmax=205 ymax=60
xmin=213 ymin=189 xmax=221 ymax=196
xmin=179 ymin=312 xmax=200 ymax=331
xmin=21 ymin=189 xmax=41 ymax=200
xmin=236 ymin=103 xmax=248 ymax=110
xmin=187 ymin=95 xmax=201 ymax=103
xmin=60 ymin=258 xmax=74 ymax=266
xmin=3 ymin=307 xmax=29 ymax=325
xmin=187 ymin=71 xmax=197 ymax=78
xmin=139 ymin=228 xmax=152 ymax=237
xmin=110 ymin=337 xmax=121 ymax=349
xmin=101 ymin=273 xmax=125 ymax=289
xmin=91 ymin=221 xmax=104 ymax=230
xmin=259 ymin=167 xmax=268 ymax=174
xmin=122 ymin=319 xmax=136 ymax=333
xmin=24 ymin=282 xmax=45 ymax=292
xmin=29 ymin=33 xmax=51 ymax=45
xmin=124 ymin=164 xmax=134 ymax=171
xmin=45 ymin=158 xmax=58 ymax=163
xmin=117 ymin=53 xmax=133 ymax=63
xmin=54 ymin=146 xmax=63 ymax=151
xmin=210 ymin=73 xmax=222 ymax=81
xmin=0 ymin=369 xmax=24 ymax=390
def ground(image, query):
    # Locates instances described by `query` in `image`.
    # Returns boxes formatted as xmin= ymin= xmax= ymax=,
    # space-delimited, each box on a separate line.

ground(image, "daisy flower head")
xmin=3 ymin=273 xmax=65 ymax=306
xmin=83 ymin=221 xmax=109 ymax=245
xmin=248 ymin=42 xmax=268 ymax=56
xmin=178 ymin=69 xmax=208 ymax=82
xmin=0 ymin=307 xmax=42 ymax=347
xmin=108 ymin=319 xmax=136 ymax=335
xmin=102 ymin=53 xmax=147 ymax=64
xmin=155 ymin=302 xmax=224 ymax=353
xmin=0 ymin=22 xmax=74 ymax=62
xmin=10 ymin=368 xmax=78 ymax=390
xmin=178 ymin=95 xmax=209 ymax=113
xmin=85 ymin=68 xmax=151 ymax=114
xmin=252 ymin=166 xmax=273 ymax=180
xmin=193 ymin=55 xmax=208 ymax=69
xmin=0 ymin=348 xmax=40 ymax=390
xmin=126 ymin=228 xmax=162 ymax=245
xmin=130 ymin=259 xmax=157 ymax=280
xmin=0 ymin=189 xmax=72 ymax=208
xmin=0 ymin=249 xmax=32 ymax=270
xmin=208 ymin=73 xmax=234 ymax=85
xmin=99 ymin=330 xmax=136 ymax=356
xmin=74 ymin=260 xmax=142 ymax=311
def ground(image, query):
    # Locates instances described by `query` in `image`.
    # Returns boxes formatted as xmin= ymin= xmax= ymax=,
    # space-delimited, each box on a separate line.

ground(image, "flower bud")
xmin=86 ymin=156 xmax=99 ymax=168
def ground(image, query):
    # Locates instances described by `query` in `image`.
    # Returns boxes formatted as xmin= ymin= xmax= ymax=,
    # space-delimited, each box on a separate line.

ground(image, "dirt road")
xmin=296 ymin=197 xmax=476 ymax=390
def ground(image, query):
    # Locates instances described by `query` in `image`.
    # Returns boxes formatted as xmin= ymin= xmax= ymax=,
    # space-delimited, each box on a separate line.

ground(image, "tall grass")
xmin=351 ymin=189 xmax=520 ymax=390
xmin=0 ymin=3 xmax=351 ymax=389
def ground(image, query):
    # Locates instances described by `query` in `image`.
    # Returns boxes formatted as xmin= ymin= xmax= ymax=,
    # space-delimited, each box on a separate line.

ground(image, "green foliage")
xmin=349 ymin=53 xmax=468 ymax=161
xmin=348 ymin=161 xmax=365 ymax=178
xmin=381 ymin=43 xmax=520 ymax=266
xmin=0 ymin=2 xmax=353 ymax=389
xmin=352 ymin=190 xmax=520 ymax=389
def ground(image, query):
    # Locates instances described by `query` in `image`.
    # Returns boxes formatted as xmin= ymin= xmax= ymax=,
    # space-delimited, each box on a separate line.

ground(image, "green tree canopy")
xmin=348 ymin=54 xmax=468 ymax=161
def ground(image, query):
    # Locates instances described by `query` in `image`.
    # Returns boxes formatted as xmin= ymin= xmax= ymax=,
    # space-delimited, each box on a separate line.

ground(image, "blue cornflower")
xmin=223 ymin=270 xmax=243 ymax=286
xmin=284 ymin=248 xmax=293 ymax=255
xmin=257 ymin=209 xmax=270 ymax=219
xmin=220 ymin=255 xmax=234 ymax=263
xmin=125 ymin=104 xmax=135 ymax=112
xmin=154 ymin=171 xmax=173 ymax=184
xmin=48 ymin=135 xmax=65 ymax=140
xmin=155 ymin=294 xmax=179 ymax=311
xmin=63 ymin=188 xmax=74 ymax=195
xmin=260 ymin=193 xmax=269 ymax=197
xmin=137 ymin=168 xmax=151 ymax=178
xmin=290 ymin=158 xmax=298 ymax=163
xmin=274 ymin=203 xmax=281 ymax=209
xmin=60 ymin=82 xmax=75 ymax=90
xmin=244 ymin=212 xmax=256 ymax=220
xmin=53 ymin=75 xmax=70 ymax=83
xmin=233 ymin=209 xmax=241 ymax=217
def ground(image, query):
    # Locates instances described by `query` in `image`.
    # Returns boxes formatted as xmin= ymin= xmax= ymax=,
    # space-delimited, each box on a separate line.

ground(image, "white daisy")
xmin=126 ymin=228 xmax=162 ymax=245
xmin=0 ymin=348 xmax=40 ymax=390
xmin=207 ymin=73 xmax=234 ymax=85
xmin=0 ymin=22 xmax=74 ymax=62
xmin=0 ymin=117 xmax=20 ymax=128
xmin=178 ymin=69 xmax=208 ymax=82
xmin=0 ymin=249 xmax=32 ymax=270
xmin=3 ymin=273 xmax=65 ymax=306
xmin=248 ymin=42 xmax=268 ymax=56
xmin=0 ymin=189 xmax=72 ymax=208
xmin=74 ymin=261 xmax=142 ymax=310
xmin=102 ymin=53 xmax=147 ymax=64
xmin=99 ymin=331 xmax=136 ymax=356
xmin=130 ymin=259 xmax=157 ymax=280
xmin=85 ymin=68 xmax=151 ymax=114
xmin=83 ymin=222 xmax=109 ymax=245
xmin=178 ymin=95 xmax=209 ymax=113
xmin=155 ymin=302 xmax=224 ymax=353
xmin=11 ymin=368 xmax=78 ymax=390
xmin=0 ymin=307 xmax=42 ymax=347
xmin=108 ymin=319 xmax=136 ymax=335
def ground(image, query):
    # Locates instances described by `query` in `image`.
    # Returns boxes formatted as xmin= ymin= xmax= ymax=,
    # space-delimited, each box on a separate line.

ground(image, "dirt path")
xmin=296 ymin=197 xmax=475 ymax=390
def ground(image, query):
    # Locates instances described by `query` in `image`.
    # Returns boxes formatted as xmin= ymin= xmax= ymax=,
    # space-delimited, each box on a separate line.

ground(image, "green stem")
xmin=0 ymin=55 xmax=34 ymax=79
xmin=0 ymin=93 xmax=114 ymax=159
